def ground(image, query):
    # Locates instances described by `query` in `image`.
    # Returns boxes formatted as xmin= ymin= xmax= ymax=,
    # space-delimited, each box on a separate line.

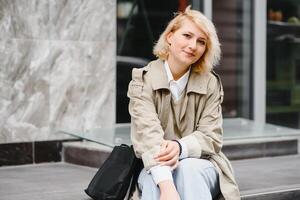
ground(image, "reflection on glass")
xmin=116 ymin=0 xmax=194 ymax=123
xmin=266 ymin=0 xmax=300 ymax=128
xmin=117 ymin=0 xmax=191 ymax=59
xmin=212 ymin=0 xmax=253 ymax=119
xmin=116 ymin=0 xmax=254 ymax=121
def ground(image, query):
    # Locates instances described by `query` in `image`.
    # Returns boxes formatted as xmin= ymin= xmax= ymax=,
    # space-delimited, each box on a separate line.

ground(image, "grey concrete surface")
xmin=0 ymin=155 xmax=300 ymax=200
xmin=62 ymin=138 xmax=299 ymax=169
xmin=233 ymin=155 xmax=300 ymax=199
xmin=0 ymin=163 xmax=96 ymax=200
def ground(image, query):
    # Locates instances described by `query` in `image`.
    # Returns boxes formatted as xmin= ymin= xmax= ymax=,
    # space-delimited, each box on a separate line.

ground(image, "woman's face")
xmin=167 ymin=19 xmax=207 ymax=68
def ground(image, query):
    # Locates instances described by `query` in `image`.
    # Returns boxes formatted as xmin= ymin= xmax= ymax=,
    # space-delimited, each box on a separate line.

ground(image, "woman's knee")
xmin=138 ymin=169 xmax=160 ymax=200
xmin=175 ymin=158 xmax=220 ymax=198
xmin=138 ymin=169 xmax=156 ymax=191
xmin=177 ymin=158 xmax=214 ymax=174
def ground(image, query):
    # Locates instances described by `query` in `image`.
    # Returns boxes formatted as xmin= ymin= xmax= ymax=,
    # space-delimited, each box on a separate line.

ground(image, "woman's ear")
xmin=166 ymin=32 xmax=173 ymax=45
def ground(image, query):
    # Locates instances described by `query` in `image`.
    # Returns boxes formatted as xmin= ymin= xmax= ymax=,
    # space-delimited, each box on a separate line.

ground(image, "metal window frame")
xmin=253 ymin=0 xmax=266 ymax=124
xmin=202 ymin=0 xmax=212 ymax=20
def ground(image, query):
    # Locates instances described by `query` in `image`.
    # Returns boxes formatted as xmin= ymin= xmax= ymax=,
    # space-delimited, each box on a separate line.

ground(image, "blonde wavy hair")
xmin=153 ymin=6 xmax=221 ymax=74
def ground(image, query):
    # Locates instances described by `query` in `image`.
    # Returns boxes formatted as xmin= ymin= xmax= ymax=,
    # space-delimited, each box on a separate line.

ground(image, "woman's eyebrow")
xmin=197 ymin=37 xmax=207 ymax=41
xmin=184 ymin=31 xmax=207 ymax=40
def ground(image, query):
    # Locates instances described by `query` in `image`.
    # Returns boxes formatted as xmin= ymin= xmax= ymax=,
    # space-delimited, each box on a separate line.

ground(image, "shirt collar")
xmin=151 ymin=59 xmax=208 ymax=95
xmin=163 ymin=61 xmax=190 ymax=90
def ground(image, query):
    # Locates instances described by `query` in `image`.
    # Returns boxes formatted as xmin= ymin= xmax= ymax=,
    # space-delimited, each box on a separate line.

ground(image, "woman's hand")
xmin=158 ymin=180 xmax=181 ymax=200
xmin=155 ymin=140 xmax=180 ymax=169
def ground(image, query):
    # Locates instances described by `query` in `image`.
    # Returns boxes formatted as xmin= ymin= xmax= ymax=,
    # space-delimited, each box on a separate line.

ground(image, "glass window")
xmin=116 ymin=0 xmax=254 ymax=123
xmin=212 ymin=0 xmax=254 ymax=119
xmin=116 ymin=0 xmax=196 ymax=123
xmin=266 ymin=0 xmax=300 ymax=128
xmin=117 ymin=0 xmax=193 ymax=59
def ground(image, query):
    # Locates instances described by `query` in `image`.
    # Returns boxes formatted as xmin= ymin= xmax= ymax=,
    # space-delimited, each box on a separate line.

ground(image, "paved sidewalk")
xmin=0 ymin=163 xmax=96 ymax=200
xmin=233 ymin=155 xmax=300 ymax=199
xmin=0 ymin=155 xmax=300 ymax=200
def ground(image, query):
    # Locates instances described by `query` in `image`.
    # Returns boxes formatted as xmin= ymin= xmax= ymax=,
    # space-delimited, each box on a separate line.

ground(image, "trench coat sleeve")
xmin=180 ymin=74 xmax=224 ymax=157
xmin=127 ymin=68 xmax=164 ymax=170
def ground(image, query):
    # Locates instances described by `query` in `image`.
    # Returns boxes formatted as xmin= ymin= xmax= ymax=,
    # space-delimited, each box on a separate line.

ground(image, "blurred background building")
xmin=1 ymin=1 xmax=300 ymax=199
xmin=117 ymin=0 xmax=300 ymax=130
xmin=0 ymin=0 xmax=300 ymax=165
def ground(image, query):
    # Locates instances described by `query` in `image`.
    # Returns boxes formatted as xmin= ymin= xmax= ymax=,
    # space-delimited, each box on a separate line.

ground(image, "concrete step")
xmin=1 ymin=155 xmax=299 ymax=200
xmin=63 ymin=141 xmax=112 ymax=168
xmin=62 ymin=137 xmax=299 ymax=167
xmin=62 ymin=140 xmax=300 ymax=199
xmin=234 ymin=155 xmax=300 ymax=200
xmin=223 ymin=137 xmax=298 ymax=160
xmin=0 ymin=163 xmax=96 ymax=200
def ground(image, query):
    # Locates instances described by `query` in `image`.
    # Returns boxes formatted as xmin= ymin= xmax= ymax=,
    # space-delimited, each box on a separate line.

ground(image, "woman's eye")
xmin=183 ymin=33 xmax=191 ymax=38
xmin=198 ymin=40 xmax=206 ymax=45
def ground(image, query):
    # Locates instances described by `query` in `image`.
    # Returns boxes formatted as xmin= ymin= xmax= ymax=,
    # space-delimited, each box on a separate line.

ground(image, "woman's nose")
xmin=188 ymin=39 xmax=197 ymax=50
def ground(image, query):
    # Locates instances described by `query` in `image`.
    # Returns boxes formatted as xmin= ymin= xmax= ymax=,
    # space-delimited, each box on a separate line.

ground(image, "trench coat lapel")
xmin=151 ymin=59 xmax=169 ymax=90
xmin=150 ymin=59 xmax=171 ymax=131
xmin=179 ymin=70 xmax=209 ymax=121
xmin=186 ymin=70 xmax=209 ymax=95
xmin=151 ymin=59 xmax=209 ymax=94
xmin=150 ymin=60 xmax=210 ymax=124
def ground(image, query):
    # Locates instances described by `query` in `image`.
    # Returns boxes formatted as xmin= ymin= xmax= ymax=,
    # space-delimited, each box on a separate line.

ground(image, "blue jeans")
xmin=138 ymin=158 xmax=220 ymax=200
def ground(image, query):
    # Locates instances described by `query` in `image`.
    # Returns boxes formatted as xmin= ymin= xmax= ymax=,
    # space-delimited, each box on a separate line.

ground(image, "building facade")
xmin=117 ymin=0 xmax=300 ymax=131
xmin=0 ymin=0 xmax=299 ymax=156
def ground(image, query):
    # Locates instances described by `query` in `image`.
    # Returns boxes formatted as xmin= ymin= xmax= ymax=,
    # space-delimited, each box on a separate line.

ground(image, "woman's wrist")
xmin=172 ymin=140 xmax=182 ymax=156
xmin=158 ymin=180 xmax=175 ymax=190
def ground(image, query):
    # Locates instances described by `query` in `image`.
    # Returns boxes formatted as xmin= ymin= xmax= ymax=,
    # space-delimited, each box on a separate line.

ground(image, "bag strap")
xmin=127 ymin=145 xmax=143 ymax=200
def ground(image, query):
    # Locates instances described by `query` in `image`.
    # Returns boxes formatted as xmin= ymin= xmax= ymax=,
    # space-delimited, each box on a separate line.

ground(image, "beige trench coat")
xmin=127 ymin=59 xmax=240 ymax=200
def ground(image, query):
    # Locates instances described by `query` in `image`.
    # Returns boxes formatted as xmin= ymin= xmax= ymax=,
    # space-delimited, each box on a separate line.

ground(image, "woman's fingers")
xmin=155 ymin=140 xmax=180 ymax=167
xmin=161 ymin=140 xmax=168 ymax=151
xmin=155 ymin=141 xmax=178 ymax=160
xmin=156 ymin=150 xmax=177 ymax=161
xmin=170 ymin=160 xmax=179 ymax=170
xmin=155 ymin=141 xmax=172 ymax=158
xmin=161 ymin=155 xmax=178 ymax=167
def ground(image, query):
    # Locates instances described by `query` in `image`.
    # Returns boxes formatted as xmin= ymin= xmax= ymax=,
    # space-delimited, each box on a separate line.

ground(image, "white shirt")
xmin=149 ymin=61 xmax=189 ymax=185
xmin=164 ymin=61 xmax=190 ymax=101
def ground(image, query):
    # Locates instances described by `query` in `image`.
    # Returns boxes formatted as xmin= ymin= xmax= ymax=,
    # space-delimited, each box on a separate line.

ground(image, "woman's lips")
xmin=183 ymin=50 xmax=195 ymax=57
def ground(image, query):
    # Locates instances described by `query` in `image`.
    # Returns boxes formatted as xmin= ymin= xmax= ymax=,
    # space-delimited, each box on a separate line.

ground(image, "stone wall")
xmin=0 ymin=0 xmax=116 ymax=143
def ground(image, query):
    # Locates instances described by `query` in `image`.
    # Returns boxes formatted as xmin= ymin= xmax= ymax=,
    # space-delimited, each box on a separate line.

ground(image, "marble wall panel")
xmin=0 ymin=39 xmax=50 ymax=143
xmin=0 ymin=0 xmax=116 ymax=144
xmin=0 ymin=0 xmax=50 ymax=39
xmin=0 ymin=0 xmax=116 ymax=41
xmin=50 ymin=0 xmax=116 ymax=41
xmin=48 ymin=41 xmax=116 ymax=134
xmin=0 ymin=40 xmax=116 ymax=143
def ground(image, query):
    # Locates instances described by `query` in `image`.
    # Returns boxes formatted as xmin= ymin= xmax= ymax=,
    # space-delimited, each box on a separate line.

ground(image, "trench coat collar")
xmin=151 ymin=59 xmax=208 ymax=94
xmin=151 ymin=59 xmax=170 ymax=90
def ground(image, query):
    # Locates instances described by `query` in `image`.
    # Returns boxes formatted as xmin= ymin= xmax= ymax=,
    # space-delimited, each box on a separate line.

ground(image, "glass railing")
xmin=223 ymin=118 xmax=300 ymax=139
xmin=59 ymin=118 xmax=300 ymax=147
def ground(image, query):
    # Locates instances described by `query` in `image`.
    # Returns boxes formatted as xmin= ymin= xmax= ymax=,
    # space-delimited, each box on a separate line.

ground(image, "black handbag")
xmin=85 ymin=144 xmax=143 ymax=200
